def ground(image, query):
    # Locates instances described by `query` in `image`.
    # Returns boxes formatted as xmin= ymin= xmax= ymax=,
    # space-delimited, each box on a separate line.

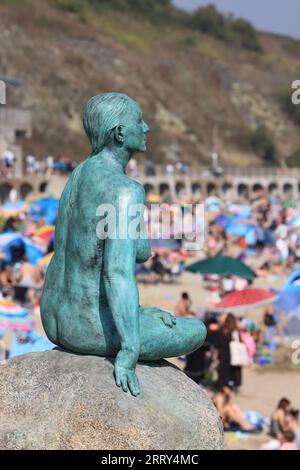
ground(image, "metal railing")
xmin=137 ymin=164 xmax=300 ymax=179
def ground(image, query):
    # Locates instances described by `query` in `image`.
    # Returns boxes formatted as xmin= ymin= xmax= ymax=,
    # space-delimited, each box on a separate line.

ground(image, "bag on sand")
xmin=230 ymin=331 xmax=249 ymax=367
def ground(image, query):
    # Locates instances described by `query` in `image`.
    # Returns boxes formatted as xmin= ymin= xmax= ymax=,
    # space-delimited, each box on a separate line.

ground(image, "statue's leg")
xmin=138 ymin=309 xmax=206 ymax=362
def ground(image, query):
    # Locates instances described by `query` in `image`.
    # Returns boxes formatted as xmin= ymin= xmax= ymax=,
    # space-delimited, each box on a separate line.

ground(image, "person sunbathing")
xmin=214 ymin=385 xmax=256 ymax=432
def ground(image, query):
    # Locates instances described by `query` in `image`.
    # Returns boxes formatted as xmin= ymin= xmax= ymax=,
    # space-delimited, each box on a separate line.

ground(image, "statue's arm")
xmin=103 ymin=184 xmax=143 ymax=396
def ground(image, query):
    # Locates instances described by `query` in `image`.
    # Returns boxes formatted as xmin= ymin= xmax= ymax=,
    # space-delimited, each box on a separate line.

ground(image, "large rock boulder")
xmin=0 ymin=349 xmax=224 ymax=450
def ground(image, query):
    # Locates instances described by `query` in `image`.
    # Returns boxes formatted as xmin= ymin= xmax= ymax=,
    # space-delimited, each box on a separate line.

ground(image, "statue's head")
xmin=83 ymin=92 xmax=149 ymax=156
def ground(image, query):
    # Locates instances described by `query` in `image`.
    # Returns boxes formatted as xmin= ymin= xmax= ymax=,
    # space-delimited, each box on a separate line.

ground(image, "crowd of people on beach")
xmin=0 ymin=161 xmax=300 ymax=449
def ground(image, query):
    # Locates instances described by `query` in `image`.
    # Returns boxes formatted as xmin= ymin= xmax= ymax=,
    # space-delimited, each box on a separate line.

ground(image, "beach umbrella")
xmin=226 ymin=223 xmax=254 ymax=238
xmin=275 ymin=290 xmax=300 ymax=314
xmin=28 ymin=197 xmax=59 ymax=225
xmin=0 ymin=299 xmax=33 ymax=333
xmin=211 ymin=288 xmax=278 ymax=313
xmin=284 ymin=199 xmax=296 ymax=209
xmin=228 ymin=204 xmax=252 ymax=218
xmin=22 ymin=237 xmax=44 ymax=265
xmin=213 ymin=213 xmax=235 ymax=226
xmin=205 ymin=196 xmax=223 ymax=206
xmin=273 ymin=269 xmax=300 ymax=314
xmin=0 ymin=232 xmax=44 ymax=264
xmin=38 ymin=251 xmax=54 ymax=267
xmin=0 ymin=200 xmax=28 ymax=218
xmin=185 ymin=256 xmax=256 ymax=279
xmin=147 ymin=194 xmax=161 ymax=203
xmin=284 ymin=269 xmax=300 ymax=290
xmin=0 ymin=232 xmax=24 ymax=262
xmin=35 ymin=225 xmax=55 ymax=243
xmin=205 ymin=196 xmax=224 ymax=213
xmin=245 ymin=227 xmax=257 ymax=246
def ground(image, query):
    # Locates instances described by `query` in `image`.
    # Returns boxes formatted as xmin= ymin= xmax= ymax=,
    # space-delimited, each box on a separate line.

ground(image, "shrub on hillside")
xmin=249 ymin=125 xmax=277 ymax=163
xmin=230 ymin=18 xmax=262 ymax=52
xmin=287 ymin=149 xmax=300 ymax=167
xmin=190 ymin=4 xmax=228 ymax=40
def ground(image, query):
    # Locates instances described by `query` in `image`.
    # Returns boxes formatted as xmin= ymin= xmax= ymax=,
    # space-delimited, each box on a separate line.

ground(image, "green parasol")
xmin=185 ymin=256 xmax=256 ymax=279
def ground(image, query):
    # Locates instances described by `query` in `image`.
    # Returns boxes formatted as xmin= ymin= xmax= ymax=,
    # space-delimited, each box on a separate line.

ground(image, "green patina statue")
xmin=41 ymin=93 xmax=206 ymax=397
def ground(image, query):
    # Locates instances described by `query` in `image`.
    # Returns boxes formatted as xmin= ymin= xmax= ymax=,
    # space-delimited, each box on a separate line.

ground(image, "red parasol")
xmin=212 ymin=288 xmax=278 ymax=313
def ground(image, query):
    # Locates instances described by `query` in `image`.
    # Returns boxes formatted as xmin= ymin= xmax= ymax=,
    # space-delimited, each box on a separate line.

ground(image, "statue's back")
xmin=40 ymin=158 xmax=119 ymax=354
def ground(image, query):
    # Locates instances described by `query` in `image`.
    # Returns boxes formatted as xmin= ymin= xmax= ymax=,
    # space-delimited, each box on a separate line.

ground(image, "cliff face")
xmin=0 ymin=0 xmax=299 ymax=165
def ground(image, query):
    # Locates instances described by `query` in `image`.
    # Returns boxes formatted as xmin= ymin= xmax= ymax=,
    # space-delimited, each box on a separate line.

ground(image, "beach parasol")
xmin=0 ymin=200 xmax=28 ymax=218
xmin=35 ymin=225 xmax=55 ymax=243
xmin=226 ymin=223 xmax=254 ymax=238
xmin=38 ymin=251 xmax=54 ymax=267
xmin=185 ymin=256 xmax=256 ymax=279
xmin=0 ymin=232 xmax=24 ymax=262
xmin=213 ymin=213 xmax=235 ymax=226
xmin=205 ymin=196 xmax=224 ymax=214
xmin=274 ymin=269 xmax=300 ymax=314
xmin=228 ymin=204 xmax=252 ymax=218
xmin=0 ymin=299 xmax=33 ymax=333
xmin=211 ymin=288 xmax=278 ymax=313
xmin=147 ymin=194 xmax=161 ymax=204
xmin=28 ymin=197 xmax=59 ymax=225
xmin=23 ymin=237 xmax=44 ymax=265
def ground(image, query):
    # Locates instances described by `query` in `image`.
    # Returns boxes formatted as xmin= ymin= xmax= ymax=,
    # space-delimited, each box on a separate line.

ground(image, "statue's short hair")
xmin=83 ymin=92 xmax=133 ymax=155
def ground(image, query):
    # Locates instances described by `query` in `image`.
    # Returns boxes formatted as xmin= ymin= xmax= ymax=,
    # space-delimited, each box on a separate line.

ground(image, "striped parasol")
xmin=38 ymin=251 xmax=54 ymax=267
xmin=0 ymin=299 xmax=33 ymax=333
xmin=35 ymin=225 xmax=55 ymax=243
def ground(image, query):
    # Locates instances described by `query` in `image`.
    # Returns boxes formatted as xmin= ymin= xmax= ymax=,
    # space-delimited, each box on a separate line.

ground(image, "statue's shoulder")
xmin=117 ymin=175 xmax=146 ymax=201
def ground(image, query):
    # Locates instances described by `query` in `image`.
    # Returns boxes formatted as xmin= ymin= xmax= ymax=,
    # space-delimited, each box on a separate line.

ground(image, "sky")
xmin=173 ymin=0 xmax=300 ymax=40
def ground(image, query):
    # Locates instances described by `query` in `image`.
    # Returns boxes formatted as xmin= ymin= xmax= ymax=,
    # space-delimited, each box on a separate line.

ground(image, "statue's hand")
xmin=145 ymin=308 xmax=177 ymax=328
xmin=159 ymin=310 xmax=177 ymax=328
xmin=114 ymin=350 xmax=140 ymax=397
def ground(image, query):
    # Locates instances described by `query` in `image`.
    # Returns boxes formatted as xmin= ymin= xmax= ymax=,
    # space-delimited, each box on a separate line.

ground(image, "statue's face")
xmin=122 ymin=101 xmax=149 ymax=153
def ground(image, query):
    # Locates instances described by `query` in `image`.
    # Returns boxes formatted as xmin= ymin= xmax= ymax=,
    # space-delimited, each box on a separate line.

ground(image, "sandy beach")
xmin=139 ymin=269 xmax=300 ymax=450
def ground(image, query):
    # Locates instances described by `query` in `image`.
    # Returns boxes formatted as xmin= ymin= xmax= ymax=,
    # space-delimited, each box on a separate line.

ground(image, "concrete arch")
xmin=39 ymin=181 xmax=49 ymax=193
xmin=144 ymin=183 xmax=155 ymax=195
xmin=20 ymin=182 xmax=34 ymax=200
xmin=237 ymin=183 xmax=249 ymax=199
xmin=159 ymin=183 xmax=170 ymax=196
xmin=268 ymin=182 xmax=278 ymax=194
xmin=0 ymin=182 xmax=13 ymax=203
xmin=283 ymin=183 xmax=293 ymax=194
xmin=221 ymin=182 xmax=233 ymax=195
xmin=207 ymin=182 xmax=217 ymax=196
xmin=175 ymin=181 xmax=185 ymax=195
xmin=191 ymin=182 xmax=202 ymax=195
xmin=252 ymin=183 xmax=264 ymax=193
